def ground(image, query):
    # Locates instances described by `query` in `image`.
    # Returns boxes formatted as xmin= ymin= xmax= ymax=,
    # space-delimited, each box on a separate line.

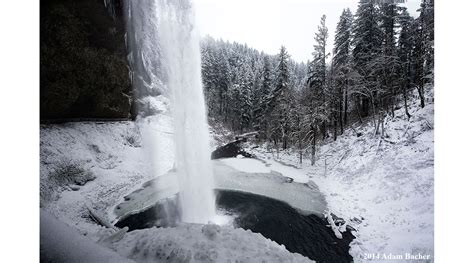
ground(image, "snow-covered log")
xmin=235 ymin=131 xmax=259 ymax=141
xmin=325 ymin=211 xmax=343 ymax=239
xmin=87 ymin=204 xmax=118 ymax=231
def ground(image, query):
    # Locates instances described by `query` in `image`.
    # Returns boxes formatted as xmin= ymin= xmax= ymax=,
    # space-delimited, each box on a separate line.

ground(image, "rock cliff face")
xmin=40 ymin=0 xmax=132 ymax=120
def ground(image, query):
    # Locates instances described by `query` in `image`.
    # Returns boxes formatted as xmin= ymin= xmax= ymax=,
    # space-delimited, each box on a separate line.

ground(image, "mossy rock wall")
xmin=40 ymin=0 xmax=132 ymax=119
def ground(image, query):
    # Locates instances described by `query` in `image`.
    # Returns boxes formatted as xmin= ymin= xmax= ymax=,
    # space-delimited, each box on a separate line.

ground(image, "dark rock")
xmin=211 ymin=139 xmax=254 ymax=159
xmin=69 ymin=184 xmax=81 ymax=191
xmin=40 ymin=0 xmax=132 ymax=120
xmin=346 ymin=225 xmax=357 ymax=232
xmin=351 ymin=217 xmax=363 ymax=224
xmin=74 ymin=171 xmax=96 ymax=186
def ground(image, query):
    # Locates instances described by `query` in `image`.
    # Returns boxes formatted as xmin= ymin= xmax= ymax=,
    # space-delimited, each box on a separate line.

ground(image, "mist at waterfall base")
xmin=126 ymin=0 xmax=217 ymax=224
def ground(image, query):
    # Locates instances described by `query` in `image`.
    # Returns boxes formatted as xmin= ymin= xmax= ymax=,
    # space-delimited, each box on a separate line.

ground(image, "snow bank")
xmin=105 ymin=223 xmax=312 ymax=262
xmin=41 ymin=209 xmax=312 ymax=263
xmin=219 ymin=157 xmax=271 ymax=173
xmin=257 ymin=157 xmax=310 ymax=183
xmin=40 ymin=210 xmax=133 ymax=262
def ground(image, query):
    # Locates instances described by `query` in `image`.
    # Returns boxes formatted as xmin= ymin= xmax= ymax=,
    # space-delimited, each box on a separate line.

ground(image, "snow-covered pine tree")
xmin=303 ymin=15 xmax=330 ymax=164
xmin=216 ymin=49 xmax=231 ymax=118
xmin=352 ymin=0 xmax=383 ymax=118
xmin=200 ymin=36 xmax=306 ymax=141
xmin=397 ymin=8 xmax=415 ymax=119
xmin=420 ymin=0 xmax=434 ymax=86
xmin=379 ymin=1 xmax=401 ymax=117
xmin=307 ymin=14 xmax=330 ymax=137
xmin=253 ymin=55 xmax=273 ymax=139
xmin=200 ymin=37 xmax=218 ymax=115
xmin=239 ymin=62 xmax=254 ymax=131
xmin=333 ymin=8 xmax=353 ymax=133
xmin=268 ymin=46 xmax=291 ymax=150
xmin=412 ymin=0 xmax=434 ymax=108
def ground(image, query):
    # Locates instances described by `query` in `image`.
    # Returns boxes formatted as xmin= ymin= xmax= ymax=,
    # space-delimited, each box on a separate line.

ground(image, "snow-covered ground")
xmin=245 ymin=96 xmax=434 ymax=262
xmin=40 ymin=113 xmax=174 ymax=234
xmin=40 ymin=92 xmax=434 ymax=262
xmin=40 ymin=96 xmax=313 ymax=262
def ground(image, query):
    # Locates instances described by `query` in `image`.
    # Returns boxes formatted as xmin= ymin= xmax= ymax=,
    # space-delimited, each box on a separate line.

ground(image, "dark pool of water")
xmin=115 ymin=190 xmax=355 ymax=263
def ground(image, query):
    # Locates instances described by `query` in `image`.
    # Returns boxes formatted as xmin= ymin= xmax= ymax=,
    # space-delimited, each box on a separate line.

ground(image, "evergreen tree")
xmin=253 ymin=55 xmax=273 ymax=138
xmin=352 ymin=0 xmax=383 ymax=118
xmin=304 ymin=15 xmax=330 ymax=164
xmin=333 ymin=8 xmax=353 ymax=133
xmin=307 ymin=15 xmax=330 ymax=139
xmin=198 ymin=2 xmax=433 ymax=165
xmin=412 ymin=0 xmax=434 ymax=108
xmin=269 ymin=46 xmax=291 ymax=149
xmin=239 ymin=63 xmax=254 ymax=131
xmin=398 ymin=8 xmax=415 ymax=119
xmin=379 ymin=2 xmax=400 ymax=116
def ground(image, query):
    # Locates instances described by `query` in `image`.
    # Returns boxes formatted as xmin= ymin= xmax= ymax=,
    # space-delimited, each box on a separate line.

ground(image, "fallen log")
xmin=86 ymin=204 xmax=118 ymax=231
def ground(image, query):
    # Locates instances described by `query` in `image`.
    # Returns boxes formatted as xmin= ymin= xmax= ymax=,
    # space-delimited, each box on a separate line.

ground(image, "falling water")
xmin=125 ymin=0 xmax=216 ymax=224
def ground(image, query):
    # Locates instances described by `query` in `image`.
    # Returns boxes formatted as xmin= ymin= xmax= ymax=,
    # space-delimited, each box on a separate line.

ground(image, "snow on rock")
xmin=246 ymin=98 xmax=434 ymax=262
xmin=259 ymin=158 xmax=309 ymax=183
xmin=324 ymin=211 xmax=343 ymax=239
xmin=106 ymin=223 xmax=313 ymax=263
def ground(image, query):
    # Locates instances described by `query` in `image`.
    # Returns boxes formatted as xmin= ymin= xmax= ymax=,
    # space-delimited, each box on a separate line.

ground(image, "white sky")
xmin=194 ymin=0 xmax=421 ymax=63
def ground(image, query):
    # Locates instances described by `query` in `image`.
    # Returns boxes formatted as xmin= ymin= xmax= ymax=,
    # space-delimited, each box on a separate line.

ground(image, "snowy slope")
xmin=246 ymin=98 xmax=434 ymax=262
xmin=40 ymin=116 xmax=175 ymax=234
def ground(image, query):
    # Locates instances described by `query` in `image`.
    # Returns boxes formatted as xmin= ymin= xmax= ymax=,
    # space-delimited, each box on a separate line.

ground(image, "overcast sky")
xmin=194 ymin=0 xmax=421 ymax=63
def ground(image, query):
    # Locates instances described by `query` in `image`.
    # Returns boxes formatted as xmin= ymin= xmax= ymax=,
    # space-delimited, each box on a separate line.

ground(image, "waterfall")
xmin=125 ymin=0 xmax=216 ymax=224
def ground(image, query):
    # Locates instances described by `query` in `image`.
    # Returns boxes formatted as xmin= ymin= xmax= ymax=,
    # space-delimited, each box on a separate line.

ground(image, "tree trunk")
xmin=311 ymin=126 xmax=316 ymax=166
xmin=371 ymin=97 xmax=378 ymax=129
xmin=381 ymin=115 xmax=385 ymax=138
xmin=274 ymin=138 xmax=279 ymax=159
xmin=355 ymin=97 xmax=363 ymax=123
xmin=390 ymin=87 xmax=395 ymax=118
xmin=298 ymin=135 xmax=303 ymax=165
xmin=338 ymin=86 xmax=344 ymax=134
xmin=321 ymin=121 xmax=326 ymax=140
xmin=344 ymin=82 xmax=348 ymax=126
xmin=417 ymin=85 xmax=425 ymax=108
xmin=403 ymin=82 xmax=411 ymax=119
xmin=361 ymin=96 xmax=370 ymax=117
